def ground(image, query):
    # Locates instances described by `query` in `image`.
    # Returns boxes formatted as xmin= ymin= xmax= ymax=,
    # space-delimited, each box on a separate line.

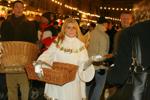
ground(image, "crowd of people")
xmin=0 ymin=0 xmax=150 ymax=100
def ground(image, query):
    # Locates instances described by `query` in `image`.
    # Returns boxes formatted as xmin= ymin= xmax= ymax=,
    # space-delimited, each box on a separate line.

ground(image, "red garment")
xmin=41 ymin=36 xmax=57 ymax=52
xmin=39 ymin=22 xmax=55 ymax=52
xmin=42 ymin=36 xmax=56 ymax=47
xmin=39 ymin=23 xmax=53 ymax=40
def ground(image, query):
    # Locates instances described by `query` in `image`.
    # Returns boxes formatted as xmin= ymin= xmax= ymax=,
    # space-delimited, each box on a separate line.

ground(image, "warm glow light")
xmin=82 ymin=14 xmax=87 ymax=18
xmin=0 ymin=0 xmax=122 ymax=22
xmin=50 ymin=0 xmax=121 ymax=21
xmin=99 ymin=6 xmax=132 ymax=12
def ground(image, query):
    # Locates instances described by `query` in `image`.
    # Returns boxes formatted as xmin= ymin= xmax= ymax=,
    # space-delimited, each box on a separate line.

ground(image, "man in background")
xmin=86 ymin=16 xmax=109 ymax=100
xmin=113 ymin=11 xmax=133 ymax=55
xmin=107 ymin=11 xmax=133 ymax=98
xmin=0 ymin=1 xmax=37 ymax=100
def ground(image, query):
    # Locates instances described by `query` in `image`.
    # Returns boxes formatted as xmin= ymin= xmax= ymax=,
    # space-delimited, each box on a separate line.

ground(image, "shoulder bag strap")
xmin=132 ymin=32 xmax=148 ymax=100
xmin=132 ymin=33 xmax=144 ymax=72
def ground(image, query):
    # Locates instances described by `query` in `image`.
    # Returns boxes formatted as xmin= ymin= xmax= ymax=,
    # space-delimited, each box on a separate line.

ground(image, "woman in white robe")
xmin=36 ymin=18 xmax=95 ymax=100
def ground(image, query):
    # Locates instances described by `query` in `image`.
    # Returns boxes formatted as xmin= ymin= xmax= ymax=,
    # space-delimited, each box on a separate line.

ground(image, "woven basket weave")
xmin=0 ymin=41 xmax=39 ymax=73
xmin=25 ymin=62 xmax=78 ymax=86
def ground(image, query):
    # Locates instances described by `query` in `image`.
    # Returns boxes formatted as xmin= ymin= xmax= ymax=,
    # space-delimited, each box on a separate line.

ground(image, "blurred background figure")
xmin=120 ymin=11 xmax=133 ymax=29
xmin=80 ymin=24 xmax=89 ymax=35
xmin=83 ymin=22 xmax=96 ymax=48
xmin=107 ymin=0 xmax=150 ymax=100
xmin=106 ymin=20 xmax=117 ymax=54
xmin=106 ymin=11 xmax=133 ymax=98
xmin=37 ymin=12 xmax=58 ymax=53
xmin=0 ymin=17 xmax=5 ymax=29
xmin=106 ymin=0 xmax=150 ymax=100
xmin=113 ymin=11 xmax=133 ymax=56
xmin=0 ymin=1 xmax=37 ymax=100
xmin=32 ymin=15 xmax=41 ymax=32
xmin=88 ymin=22 xmax=96 ymax=32
xmin=86 ymin=16 xmax=109 ymax=100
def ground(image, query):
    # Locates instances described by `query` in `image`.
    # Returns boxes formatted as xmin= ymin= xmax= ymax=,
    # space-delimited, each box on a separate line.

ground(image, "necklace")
xmin=54 ymin=39 xmax=85 ymax=53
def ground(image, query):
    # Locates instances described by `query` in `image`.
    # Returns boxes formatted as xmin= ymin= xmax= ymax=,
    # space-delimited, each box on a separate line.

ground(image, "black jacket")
xmin=0 ymin=14 xmax=37 ymax=43
xmin=108 ymin=20 xmax=150 ymax=85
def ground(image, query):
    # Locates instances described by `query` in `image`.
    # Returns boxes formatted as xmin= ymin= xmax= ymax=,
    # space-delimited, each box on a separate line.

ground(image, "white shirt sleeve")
xmin=77 ymin=47 xmax=95 ymax=98
xmin=37 ymin=43 xmax=56 ymax=65
xmin=38 ymin=30 xmax=52 ymax=41
xmin=78 ymin=48 xmax=95 ymax=82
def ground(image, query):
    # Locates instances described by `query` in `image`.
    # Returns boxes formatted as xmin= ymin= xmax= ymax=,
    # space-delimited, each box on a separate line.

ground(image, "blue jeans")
xmin=86 ymin=69 xmax=107 ymax=100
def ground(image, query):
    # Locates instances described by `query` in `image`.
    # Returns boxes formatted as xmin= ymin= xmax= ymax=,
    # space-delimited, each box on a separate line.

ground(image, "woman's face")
xmin=65 ymin=23 xmax=77 ymax=38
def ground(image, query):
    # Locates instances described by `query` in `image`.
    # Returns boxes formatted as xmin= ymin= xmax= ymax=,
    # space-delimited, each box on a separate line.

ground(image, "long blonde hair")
xmin=57 ymin=18 xmax=83 ymax=43
xmin=132 ymin=0 xmax=150 ymax=24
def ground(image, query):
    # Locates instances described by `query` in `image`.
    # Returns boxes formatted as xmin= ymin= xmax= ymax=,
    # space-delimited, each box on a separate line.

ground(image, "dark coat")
xmin=0 ymin=14 xmax=37 ymax=43
xmin=108 ymin=20 xmax=150 ymax=85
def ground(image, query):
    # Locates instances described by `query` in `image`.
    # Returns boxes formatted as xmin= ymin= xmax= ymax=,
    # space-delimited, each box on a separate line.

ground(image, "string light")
xmin=99 ymin=6 xmax=133 ymax=11
xmin=51 ymin=0 xmax=121 ymax=22
xmin=51 ymin=0 xmax=100 ymax=18
xmin=51 ymin=0 xmax=62 ymax=6
xmin=0 ymin=0 xmax=122 ymax=22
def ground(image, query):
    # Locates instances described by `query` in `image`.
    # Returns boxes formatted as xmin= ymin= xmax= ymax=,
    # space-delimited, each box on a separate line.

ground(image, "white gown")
xmin=37 ymin=36 xmax=95 ymax=100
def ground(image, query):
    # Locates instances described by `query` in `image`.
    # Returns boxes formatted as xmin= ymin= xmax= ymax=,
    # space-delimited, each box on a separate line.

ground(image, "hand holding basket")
xmin=25 ymin=62 xmax=78 ymax=86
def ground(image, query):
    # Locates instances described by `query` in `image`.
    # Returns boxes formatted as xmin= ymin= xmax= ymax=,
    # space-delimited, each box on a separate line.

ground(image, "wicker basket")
xmin=0 ymin=41 xmax=39 ymax=73
xmin=25 ymin=62 xmax=78 ymax=86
